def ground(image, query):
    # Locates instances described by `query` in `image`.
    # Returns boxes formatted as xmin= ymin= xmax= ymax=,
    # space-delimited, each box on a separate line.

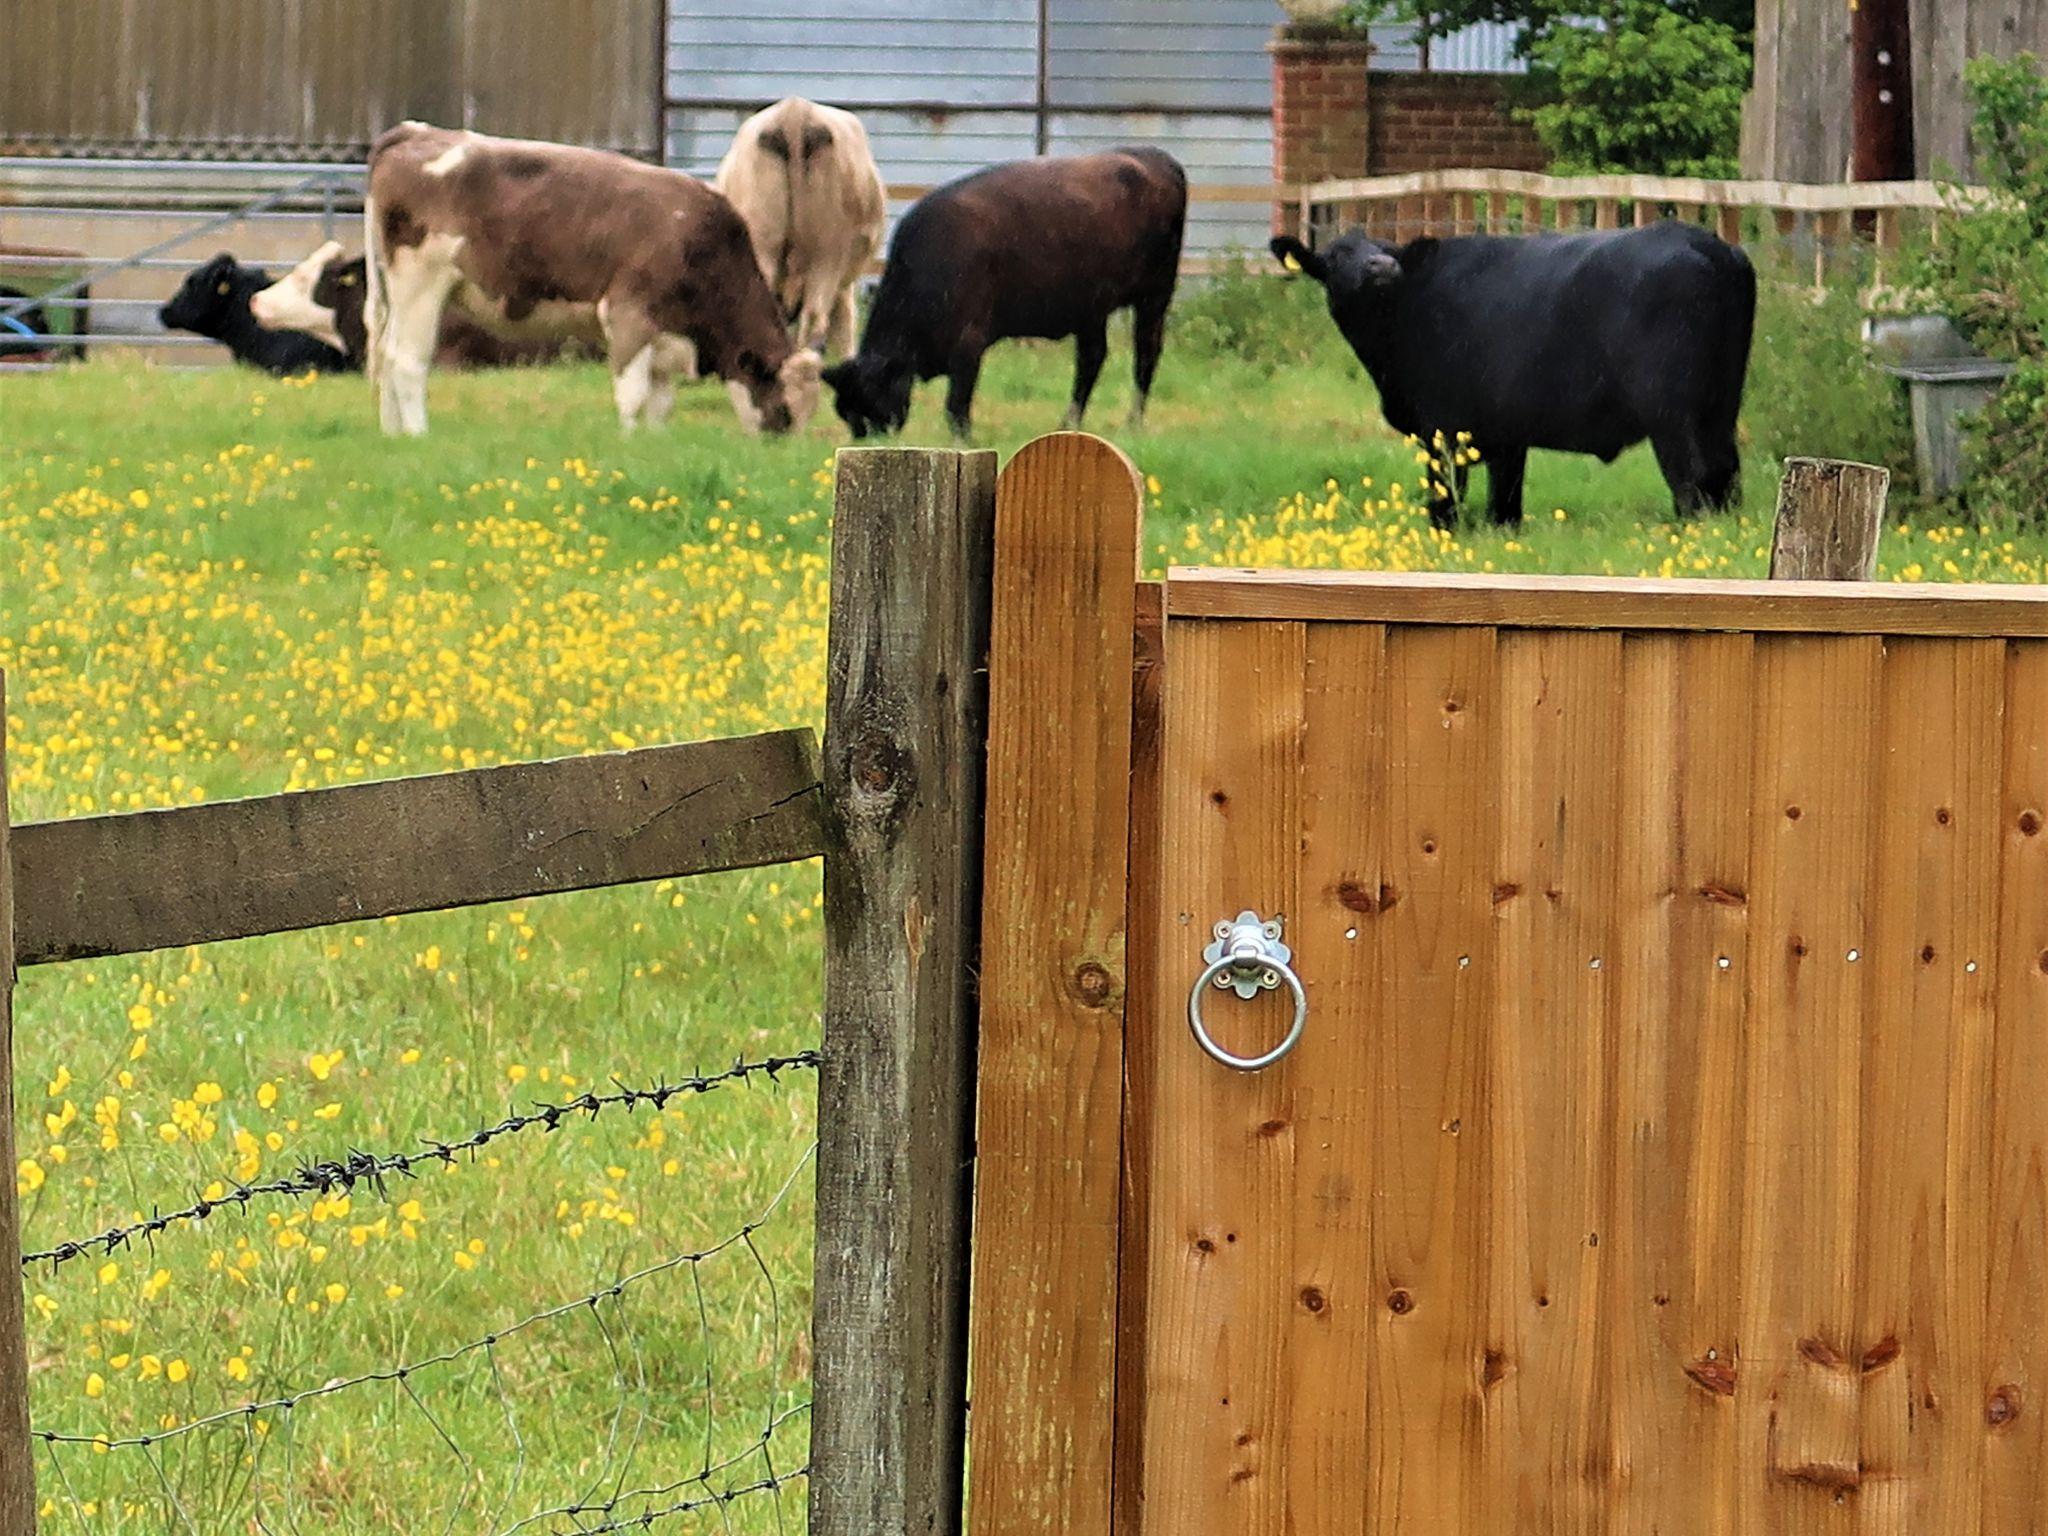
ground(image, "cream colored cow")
xmin=714 ymin=98 xmax=887 ymax=358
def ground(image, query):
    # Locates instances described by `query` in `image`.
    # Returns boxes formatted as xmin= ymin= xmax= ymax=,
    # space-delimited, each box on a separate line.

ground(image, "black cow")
xmin=1271 ymin=221 xmax=1756 ymax=526
xmin=824 ymin=148 xmax=1186 ymax=438
xmin=158 ymin=253 xmax=351 ymax=375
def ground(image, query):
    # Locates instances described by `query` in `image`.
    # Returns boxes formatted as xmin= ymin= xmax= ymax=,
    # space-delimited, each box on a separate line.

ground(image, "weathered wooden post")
xmin=0 ymin=674 xmax=34 ymax=1535
xmin=811 ymin=449 xmax=996 ymax=1536
xmin=1769 ymin=457 xmax=1891 ymax=581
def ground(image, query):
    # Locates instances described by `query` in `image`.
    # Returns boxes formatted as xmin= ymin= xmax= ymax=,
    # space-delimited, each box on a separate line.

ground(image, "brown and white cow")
xmin=714 ymin=97 xmax=887 ymax=358
xmin=251 ymin=239 xmax=601 ymax=370
xmin=363 ymin=122 xmax=822 ymax=436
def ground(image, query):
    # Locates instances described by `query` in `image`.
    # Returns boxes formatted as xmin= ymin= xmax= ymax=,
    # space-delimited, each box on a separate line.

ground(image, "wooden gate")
xmin=967 ymin=434 xmax=2048 ymax=1534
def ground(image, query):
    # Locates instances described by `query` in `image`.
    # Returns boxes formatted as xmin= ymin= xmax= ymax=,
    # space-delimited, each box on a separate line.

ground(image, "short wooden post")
xmin=1717 ymin=204 xmax=1744 ymax=245
xmin=1595 ymin=196 xmax=1620 ymax=230
xmin=1634 ymin=198 xmax=1659 ymax=227
xmin=0 ymin=674 xmax=34 ymax=1536
xmin=811 ymin=449 xmax=997 ymax=1536
xmin=1769 ymin=457 xmax=1890 ymax=580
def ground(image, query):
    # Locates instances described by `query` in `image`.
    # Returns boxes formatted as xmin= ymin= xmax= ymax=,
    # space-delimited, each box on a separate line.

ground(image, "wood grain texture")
xmin=1854 ymin=639 xmax=2001 ymax=1532
xmin=811 ymin=447 xmax=996 ymax=1536
xmin=1289 ymin=621 xmax=1385 ymax=1536
xmin=1365 ymin=625 xmax=1498 ymax=1532
xmin=0 ymin=675 xmax=36 ymax=1536
xmin=968 ymin=432 xmax=1141 ymax=1536
xmin=1168 ymin=568 xmax=2048 ymax=637
xmin=1736 ymin=636 xmax=1883 ymax=1532
xmin=1113 ymin=582 xmax=1166 ymax=1536
xmin=1486 ymin=629 xmax=1624 ymax=1529
xmin=1983 ymin=640 xmax=2048 ymax=1526
xmin=1769 ymin=458 xmax=1890 ymax=581
xmin=14 ymin=728 xmax=827 ymax=966
xmin=1609 ymin=633 xmax=1753 ymax=1535
xmin=1140 ymin=620 xmax=1306 ymax=1535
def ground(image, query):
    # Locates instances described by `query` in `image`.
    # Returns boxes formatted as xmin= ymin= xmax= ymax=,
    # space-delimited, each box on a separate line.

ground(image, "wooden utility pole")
xmin=1 ymin=673 xmax=35 ymax=1535
xmin=1851 ymin=0 xmax=1916 ymax=182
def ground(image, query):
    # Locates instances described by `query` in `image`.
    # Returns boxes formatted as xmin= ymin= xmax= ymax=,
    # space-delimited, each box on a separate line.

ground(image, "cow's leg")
xmin=639 ymin=335 xmax=698 ymax=428
xmin=1484 ymin=444 xmax=1528 ymax=527
xmin=944 ymin=347 xmax=985 ymax=439
xmin=825 ymin=285 xmax=858 ymax=360
xmin=1065 ymin=321 xmax=1108 ymax=429
xmin=1699 ymin=430 xmax=1742 ymax=509
xmin=1651 ymin=429 xmax=1711 ymax=517
xmin=601 ymin=300 xmax=662 ymax=432
xmin=378 ymin=243 xmax=457 ymax=437
xmin=1130 ymin=295 xmax=1170 ymax=429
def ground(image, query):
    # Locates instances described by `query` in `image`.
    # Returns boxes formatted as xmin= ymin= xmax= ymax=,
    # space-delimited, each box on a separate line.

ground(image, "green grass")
xmin=4 ymin=289 xmax=2046 ymax=1532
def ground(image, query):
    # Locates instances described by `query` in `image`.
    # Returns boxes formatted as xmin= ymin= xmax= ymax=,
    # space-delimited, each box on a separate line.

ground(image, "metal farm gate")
xmin=662 ymin=0 xmax=1279 ymax=256
xmin=957 ymin=433 xmax=2048 ymax=1533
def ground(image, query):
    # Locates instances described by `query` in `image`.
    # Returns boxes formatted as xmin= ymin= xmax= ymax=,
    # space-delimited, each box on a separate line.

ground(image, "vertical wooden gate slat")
xmin=1113 ymin=583 xmax=1166 ymax=1536
xmin=1855 ymin=639 xmax=2002 ymax=1533
xmin=1289 ymin=622 xmax=1387 ymax=1535
xmin=1610 ymin=633 xmax=1754 ymax=1535
xmin=1365 ymin=626 xmax=1499 ymax=1533
xmin=1983 ymin=640 xmax=2048 ymax=1525
xmin=1139 ymin=619 xmax=1306 ymax=1533
xmin=1487 ymin=631 xmax=1625 ymax=1528
xmin=0 ymin=673 xmax=34 ymax=1536
xmin=1737 ymin=636 xmax=1884 ymax=1532
xmin=969 ymin=432 xmax=1142 ymax=1536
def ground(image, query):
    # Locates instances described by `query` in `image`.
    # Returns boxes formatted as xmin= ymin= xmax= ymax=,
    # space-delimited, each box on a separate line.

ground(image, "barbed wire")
xmin=35 ymin=1142 xmax=817 ymax=1452
xmin=21 ymin=1050 xmax=821 ymax=1271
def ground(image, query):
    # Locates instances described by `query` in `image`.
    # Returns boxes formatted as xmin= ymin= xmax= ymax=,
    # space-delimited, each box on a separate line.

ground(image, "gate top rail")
xmin=1304 ymin=167 xmax=1994 ymax=214
xmin=1168 ymin=567 xmax=2048 ymax=637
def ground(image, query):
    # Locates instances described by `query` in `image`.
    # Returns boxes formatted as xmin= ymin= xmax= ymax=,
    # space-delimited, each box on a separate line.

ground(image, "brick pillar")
xmin=1268 ymin=32 xmax=1374 ymax=238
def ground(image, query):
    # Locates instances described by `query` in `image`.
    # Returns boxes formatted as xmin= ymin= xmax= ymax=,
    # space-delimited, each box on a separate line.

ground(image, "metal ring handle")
xmin=1187 ymin=954 xmax=1308 ymax=1072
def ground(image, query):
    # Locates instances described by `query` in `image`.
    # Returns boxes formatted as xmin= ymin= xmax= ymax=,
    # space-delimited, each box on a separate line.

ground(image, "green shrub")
xmin=1172 ymin=254 xmax=1360 ymax=378
xmin=1522 ymin=5 xmax=1749 ymax=178
xmin=1741 ymin=266 xmax=1916 ymax=487
xmin=1908 ymin=54 xmax=2048 ymax=516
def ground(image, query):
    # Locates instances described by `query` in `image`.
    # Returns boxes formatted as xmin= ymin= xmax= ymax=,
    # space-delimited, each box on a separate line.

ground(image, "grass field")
xmin=6 ymin=287 xmax=2048 ymax=1531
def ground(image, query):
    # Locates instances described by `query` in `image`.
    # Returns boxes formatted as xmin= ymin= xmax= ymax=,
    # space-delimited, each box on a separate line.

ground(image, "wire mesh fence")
xmin=19 ymin=1048 xmax=821 ymax=1534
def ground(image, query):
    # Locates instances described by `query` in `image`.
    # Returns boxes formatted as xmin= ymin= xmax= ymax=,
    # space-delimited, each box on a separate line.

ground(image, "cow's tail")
xmin=361 ymin=190 xmax=386 ymax=393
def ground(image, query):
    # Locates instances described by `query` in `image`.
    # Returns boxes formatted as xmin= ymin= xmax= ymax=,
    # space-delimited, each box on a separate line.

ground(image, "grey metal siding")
xmin=1046 ymin=0 xmax=1273 ymax=111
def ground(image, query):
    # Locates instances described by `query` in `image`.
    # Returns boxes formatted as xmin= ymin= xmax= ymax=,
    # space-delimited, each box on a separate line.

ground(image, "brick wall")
xmin=1268 ymin=37 xmax=1374 ymax=236
xmin=1366 ymin=72 xmax=1548 ymax=176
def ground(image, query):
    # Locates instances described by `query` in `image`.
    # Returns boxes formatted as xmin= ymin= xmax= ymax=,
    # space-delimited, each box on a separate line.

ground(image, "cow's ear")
xmin=1269 ymin=236 xmax=1327 ymax=283
xmin=821 ymin=359 xmax=858 ymax=394
xmin=1397 ymin=237 xmax=1441 ymax=271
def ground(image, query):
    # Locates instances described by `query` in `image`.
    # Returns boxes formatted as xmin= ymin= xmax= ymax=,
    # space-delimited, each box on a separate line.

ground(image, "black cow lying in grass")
xmin=158 ymin=253 xmax=351 ymax=376
xmin=1272 ymin=220 xmax=1756 ymax=526
xmin=824 ymin=148 xmax=1187 ymax=438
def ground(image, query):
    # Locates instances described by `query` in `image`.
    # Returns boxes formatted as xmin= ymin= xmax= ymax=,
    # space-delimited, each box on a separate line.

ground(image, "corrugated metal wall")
xmin=0 ymin=0 xmax=661 ymax=159
xmin=664 ymin=0 xmax=1277 ymax=255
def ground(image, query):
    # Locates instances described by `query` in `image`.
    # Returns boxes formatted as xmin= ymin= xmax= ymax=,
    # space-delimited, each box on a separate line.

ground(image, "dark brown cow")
xmin=823 ymin=148 xmax=1186 ymax=438
xmin=363 ymin=122 xmax=821 ymax=435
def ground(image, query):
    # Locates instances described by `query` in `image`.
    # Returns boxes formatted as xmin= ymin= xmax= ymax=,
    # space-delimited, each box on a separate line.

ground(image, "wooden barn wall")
xmin=1744 ymin=0 xmax=2048 ymax=182
xmin=0 ymin=0 xmax=661 ymax=160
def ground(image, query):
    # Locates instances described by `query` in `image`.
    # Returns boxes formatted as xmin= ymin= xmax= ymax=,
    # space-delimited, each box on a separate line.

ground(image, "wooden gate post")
xmin=0 ymin=674 xmax=35 ymax=1535
xmin=1769 ymin=456 xmax=1890 ymax=581
xmin=812 ymin=448 xmax=997 ymax=1536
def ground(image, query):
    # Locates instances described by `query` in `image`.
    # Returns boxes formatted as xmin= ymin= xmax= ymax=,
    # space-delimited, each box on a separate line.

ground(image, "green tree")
xmin=1521 ymin=4 xmax=1751 ymax=176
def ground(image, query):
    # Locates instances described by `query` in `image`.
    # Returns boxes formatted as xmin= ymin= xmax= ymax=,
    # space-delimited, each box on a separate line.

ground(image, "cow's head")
xmin=159 ymin=252 xmax=256 ymax=336
xmin=1271 ymin=231 xmax=1432 ymax=321
xmin=821 ymin=354 xmax=913 ymax=440
xmin=726 ymin=347 xmax=823 ymax=435
xmin=250 ymin=240 xmax=348 ymax=351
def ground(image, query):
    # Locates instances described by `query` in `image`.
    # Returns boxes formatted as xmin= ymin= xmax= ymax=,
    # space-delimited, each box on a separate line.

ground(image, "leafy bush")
xmin=1172 ymin=254 xmax=1359 ymax=378
xmin=1908 ymin=54 xmax=2048 ymax=515
xmin=1742 ymin=265 xmax=1915 ymax=486
xmin=1521 ymin=5 xmax=1749 ymax=178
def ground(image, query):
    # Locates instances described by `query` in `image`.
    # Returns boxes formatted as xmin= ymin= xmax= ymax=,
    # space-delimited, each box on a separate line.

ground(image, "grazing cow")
xmin=823 ymin=149 xmax=1187 ymax=439
xmin=1271 ymin=221 xmax=1756 ymax=526
xmin=158 ymin=253 xmax=351 ymax=375
xmin=715 ymin=97 xmax=887 ymax=358
xmin=363 ymin=122 xmax=821 ymax=436
xmin=252 ymin=240 xmax=597 ymax=369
